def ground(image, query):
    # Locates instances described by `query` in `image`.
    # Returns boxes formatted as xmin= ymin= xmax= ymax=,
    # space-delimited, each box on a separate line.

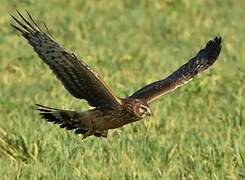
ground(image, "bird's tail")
xmin=36 ymin=104 xmax=108 ymax=138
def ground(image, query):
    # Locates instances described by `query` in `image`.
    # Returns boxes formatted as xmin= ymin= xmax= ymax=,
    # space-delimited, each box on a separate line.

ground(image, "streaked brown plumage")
xmin=11 ymin=11 xmax=222 ymax=139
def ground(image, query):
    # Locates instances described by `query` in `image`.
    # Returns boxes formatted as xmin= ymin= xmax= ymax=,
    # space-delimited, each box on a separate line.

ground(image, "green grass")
xmin=0 ymin=0 xmax=245 ymax=179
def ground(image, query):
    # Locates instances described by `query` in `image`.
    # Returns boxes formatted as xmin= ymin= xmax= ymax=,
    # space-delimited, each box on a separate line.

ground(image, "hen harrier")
xmin=11 ymin=11 xmax=222 ymax=138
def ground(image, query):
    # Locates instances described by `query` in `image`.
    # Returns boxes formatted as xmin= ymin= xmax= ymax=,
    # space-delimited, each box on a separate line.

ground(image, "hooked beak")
xmin=146 ymin=109 xmax=152 ymax=116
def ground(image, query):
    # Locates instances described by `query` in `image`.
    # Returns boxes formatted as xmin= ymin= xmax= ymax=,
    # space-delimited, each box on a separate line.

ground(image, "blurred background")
xmin=0 ymin=0 xmax=244 ymax=179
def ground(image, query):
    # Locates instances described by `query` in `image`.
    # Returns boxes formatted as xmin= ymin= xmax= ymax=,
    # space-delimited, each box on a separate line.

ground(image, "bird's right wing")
xmin=11 ymin=11 xmax=121 ymax=108
xmin=129 ymin=37 xmax=222 ymax=103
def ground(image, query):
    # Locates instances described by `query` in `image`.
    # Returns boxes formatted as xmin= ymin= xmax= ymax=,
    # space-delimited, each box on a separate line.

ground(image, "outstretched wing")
xmin=11 ymin=11 xmax=121 ymax=108
xmin=129 ymin=37 xmax=222 ymax=103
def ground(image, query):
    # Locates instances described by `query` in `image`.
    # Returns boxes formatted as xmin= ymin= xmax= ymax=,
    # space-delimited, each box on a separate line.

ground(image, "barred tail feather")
xmin=36 ymin=104 xmax=85 ymax=132
xmin=36 ymin=104 xmax=107 ymax=138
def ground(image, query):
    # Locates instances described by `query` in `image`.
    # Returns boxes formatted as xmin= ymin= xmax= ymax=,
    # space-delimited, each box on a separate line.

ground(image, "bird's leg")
xmin=82 ymin=118 xmax=95 ymax=139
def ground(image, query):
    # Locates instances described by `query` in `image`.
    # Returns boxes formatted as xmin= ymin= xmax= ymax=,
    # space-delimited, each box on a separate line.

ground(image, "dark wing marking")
xmin=129 ymin=37 xmax=222 ymax=103
xmin=11 ymin=11 xmax=121 ymax=108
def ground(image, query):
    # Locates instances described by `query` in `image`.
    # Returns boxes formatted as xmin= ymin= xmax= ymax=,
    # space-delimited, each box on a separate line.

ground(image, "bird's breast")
xmin=92 ymin=108 xmax=140 ymax=130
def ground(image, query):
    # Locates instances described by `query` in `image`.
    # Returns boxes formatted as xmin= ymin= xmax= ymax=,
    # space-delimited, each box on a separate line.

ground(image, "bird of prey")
xmin=11 ymin=11 xmax=222 ymax=139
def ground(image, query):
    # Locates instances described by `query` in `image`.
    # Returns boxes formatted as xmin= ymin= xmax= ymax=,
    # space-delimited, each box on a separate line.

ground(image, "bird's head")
xmin=128 ymin=99 xmax=152 ymax=118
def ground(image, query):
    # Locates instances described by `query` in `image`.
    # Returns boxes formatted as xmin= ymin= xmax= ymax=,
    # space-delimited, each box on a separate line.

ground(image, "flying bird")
xmin=11 ymin=11 xmax=222 ymax=139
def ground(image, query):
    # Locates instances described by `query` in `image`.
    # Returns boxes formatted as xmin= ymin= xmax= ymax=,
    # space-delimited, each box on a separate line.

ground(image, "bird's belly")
xmin=93 ymin=112 xmax=139 ymax=131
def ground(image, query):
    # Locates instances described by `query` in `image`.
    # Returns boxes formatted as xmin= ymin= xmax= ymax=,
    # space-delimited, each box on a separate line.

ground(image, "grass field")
xmin=0 ymin=0 xmax=244 ymax=179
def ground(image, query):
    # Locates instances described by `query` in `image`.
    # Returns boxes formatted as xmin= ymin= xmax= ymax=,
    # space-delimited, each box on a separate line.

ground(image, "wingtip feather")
xmin=203 ymin=36 xmax=222 ymax=62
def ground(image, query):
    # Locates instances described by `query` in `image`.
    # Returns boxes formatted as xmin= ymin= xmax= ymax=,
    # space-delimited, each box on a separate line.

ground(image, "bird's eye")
xmin=133 ymin=103 xmax=151 ymax=118
xmin=139 ymin=105 xmax=147 ymax=112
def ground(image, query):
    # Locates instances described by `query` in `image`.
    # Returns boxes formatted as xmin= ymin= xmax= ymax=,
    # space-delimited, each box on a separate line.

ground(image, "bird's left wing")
xmin=129 ymin=37 xmax=222 ymax=103
xmin=11 ymin=11 xmax=121 ymax=108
